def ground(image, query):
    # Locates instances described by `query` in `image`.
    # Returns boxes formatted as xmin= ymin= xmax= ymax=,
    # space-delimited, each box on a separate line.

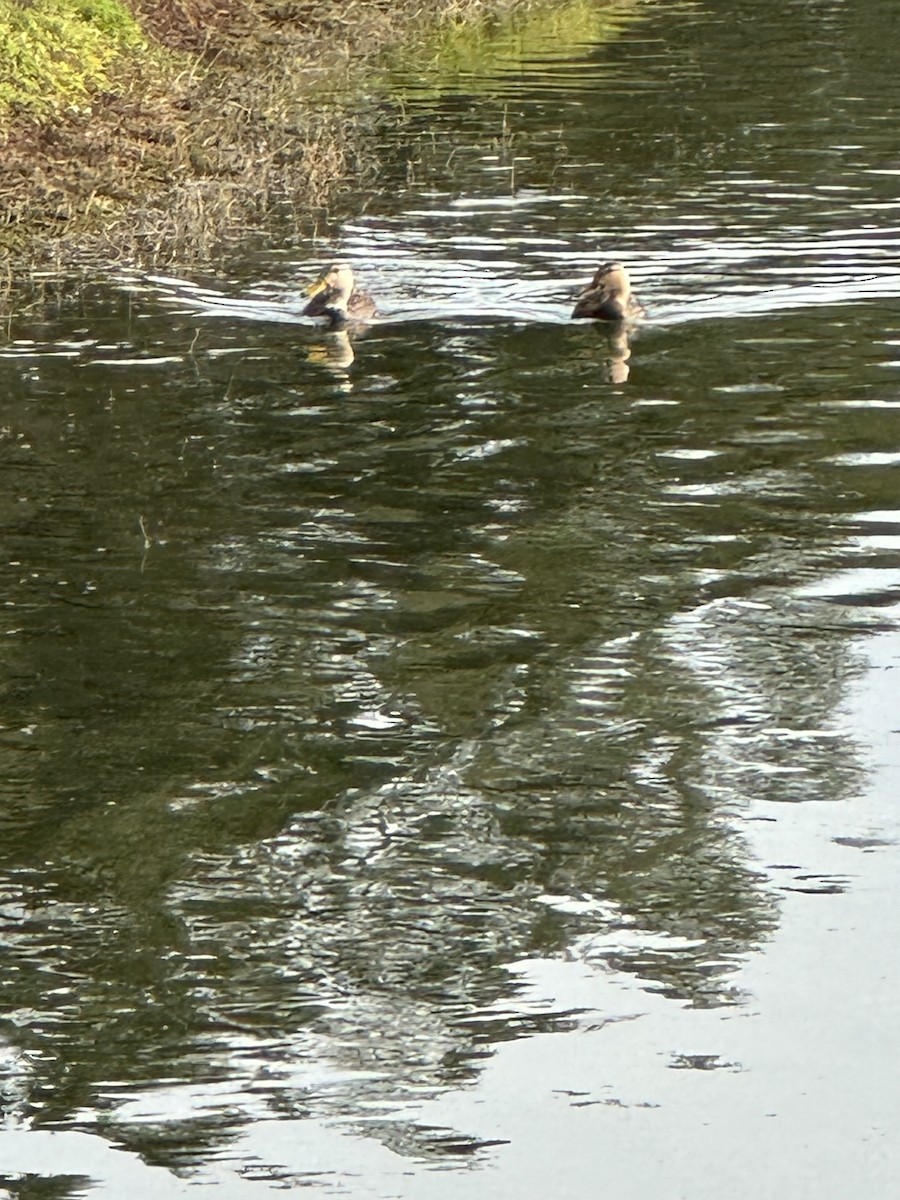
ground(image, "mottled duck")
xmin=303 ymin=263 xmax=377 ymax=327
xmin=572 ymin=262 xmax=645 ymax=321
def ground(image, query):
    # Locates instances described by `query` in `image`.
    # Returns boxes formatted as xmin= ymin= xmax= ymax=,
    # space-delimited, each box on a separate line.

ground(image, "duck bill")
xmin=306 ymin=278 xmax=328 ymax=298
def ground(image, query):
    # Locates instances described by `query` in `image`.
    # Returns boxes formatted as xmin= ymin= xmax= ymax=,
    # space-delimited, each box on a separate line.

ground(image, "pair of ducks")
xmin=303 ymin=262 xmax=645 ymax=326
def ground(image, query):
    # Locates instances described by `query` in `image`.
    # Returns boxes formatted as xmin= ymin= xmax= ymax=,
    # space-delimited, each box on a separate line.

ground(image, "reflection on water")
xmin=3 ymin=0 xmax=900 ymax=1196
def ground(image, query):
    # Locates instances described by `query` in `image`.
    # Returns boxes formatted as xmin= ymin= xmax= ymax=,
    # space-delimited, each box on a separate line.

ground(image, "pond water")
xmin=2 ymin=0 xmax=900 ymax=1196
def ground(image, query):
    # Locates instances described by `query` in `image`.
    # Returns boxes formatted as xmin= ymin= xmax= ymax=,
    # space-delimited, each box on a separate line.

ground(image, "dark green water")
xmin=2 ymin=1 xmax=900 ymax=1196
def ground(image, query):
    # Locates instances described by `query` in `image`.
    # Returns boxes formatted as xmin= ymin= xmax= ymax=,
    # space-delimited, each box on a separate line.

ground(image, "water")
xmin=2 ymin=0 xmax=900 ymax=1195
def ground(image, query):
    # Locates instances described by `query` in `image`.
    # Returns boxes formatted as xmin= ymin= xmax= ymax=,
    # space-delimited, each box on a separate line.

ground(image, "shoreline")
xmin=0 ymin=0 xmax=541 ymax=270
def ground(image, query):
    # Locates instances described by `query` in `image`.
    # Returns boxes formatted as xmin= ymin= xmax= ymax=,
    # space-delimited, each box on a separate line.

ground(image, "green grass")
xmin=0 ymin=0 xmax=145 ymax=116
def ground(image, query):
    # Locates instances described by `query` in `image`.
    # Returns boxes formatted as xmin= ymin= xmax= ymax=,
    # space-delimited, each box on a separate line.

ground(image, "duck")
xmin=572 ymin=262 xmax=645 ymax=322
xmin=302 ymin=263 xmax=377 ymax=327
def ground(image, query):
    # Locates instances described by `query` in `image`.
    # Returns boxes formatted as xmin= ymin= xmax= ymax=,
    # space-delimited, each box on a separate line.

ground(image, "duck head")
xmin=303 ymin=263 xmax=355 ymax=319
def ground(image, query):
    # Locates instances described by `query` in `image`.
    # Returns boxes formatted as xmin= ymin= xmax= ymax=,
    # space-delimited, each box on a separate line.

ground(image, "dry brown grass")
xmin=0 ymin=0 xmax=540 ymax=268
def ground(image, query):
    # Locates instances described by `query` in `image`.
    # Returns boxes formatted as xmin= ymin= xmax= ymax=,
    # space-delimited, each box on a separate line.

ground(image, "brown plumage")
xmin=302 ymin=263 xmax=377 ymax=327
xmin=572 ymin=262 xmax=645 ymax=321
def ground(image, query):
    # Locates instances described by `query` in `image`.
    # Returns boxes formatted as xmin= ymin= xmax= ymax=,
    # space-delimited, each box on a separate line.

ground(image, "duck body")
xmin=572 ymin=262 xmax=645 ymax=321
xmin=303 ymin=263 xmax=377 ymax=328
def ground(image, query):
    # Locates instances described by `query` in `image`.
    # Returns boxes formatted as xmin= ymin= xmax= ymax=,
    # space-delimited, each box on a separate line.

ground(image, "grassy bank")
xmin=0 ymin=0 xmax=541 ymax=267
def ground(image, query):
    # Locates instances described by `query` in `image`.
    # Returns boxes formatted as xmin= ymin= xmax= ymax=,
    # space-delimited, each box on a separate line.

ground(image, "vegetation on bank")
xmin=0 ymin=0 xmax=145 ymax=115
xmin=0 ymin=0 xmax=640 ymax=268
xmin=0 ymin=0 xmax=542 ymax=266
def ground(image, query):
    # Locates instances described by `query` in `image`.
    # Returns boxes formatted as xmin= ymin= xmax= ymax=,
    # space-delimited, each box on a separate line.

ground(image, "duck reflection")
xmin=598 ymin=320 xmax=635 ymax=383
xmin=305 ymin=328 xmax=356 ymax=372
